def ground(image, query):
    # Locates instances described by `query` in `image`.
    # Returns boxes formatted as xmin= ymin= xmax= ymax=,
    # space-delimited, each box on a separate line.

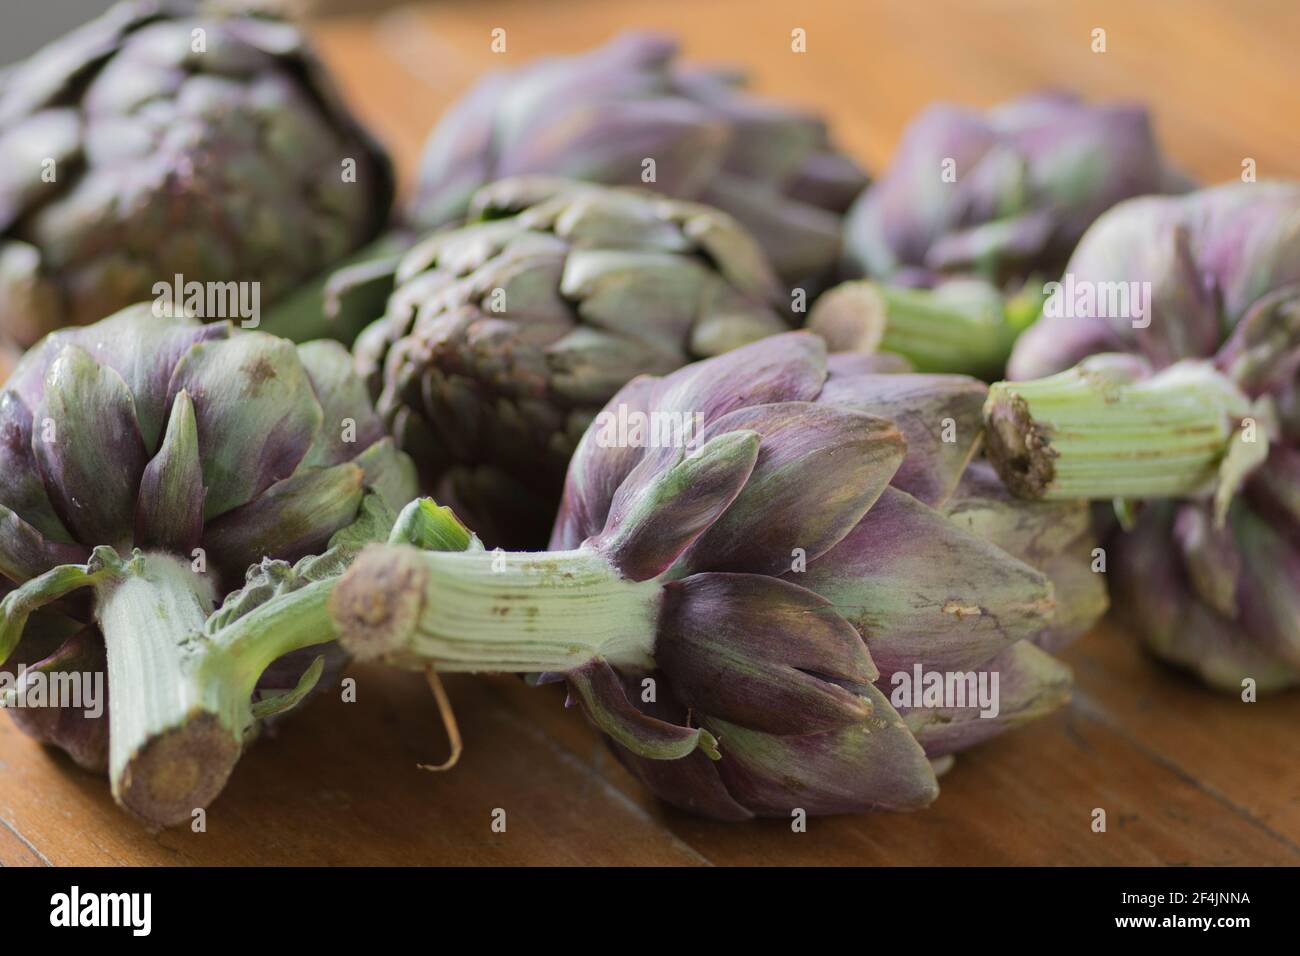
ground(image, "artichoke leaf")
xmin=0 ymin=545 xmax=119 ymax=666
xmin=566 ymin=657 xmax=720 ymax=761
xmin=250 ymin=654 xmax=325 ymax=723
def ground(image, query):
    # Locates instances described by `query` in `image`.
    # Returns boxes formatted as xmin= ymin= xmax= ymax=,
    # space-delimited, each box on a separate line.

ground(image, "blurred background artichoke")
xmin=0 ymin=0 xmax=393 ymax=349
xmin=989 ymin=181 xmax=1300 ymax=691
xmin=815 ymin=92 xmax=1190 ymax=378
xmin=841 ymin=92 xmax=1188 ymax=287
xmin=409 ymin=31 xmax=868 ymax=294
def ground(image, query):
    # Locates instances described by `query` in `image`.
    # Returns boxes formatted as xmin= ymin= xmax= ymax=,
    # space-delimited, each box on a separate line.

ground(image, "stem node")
xmin=329 ymin=545 xmax=429 ymax=662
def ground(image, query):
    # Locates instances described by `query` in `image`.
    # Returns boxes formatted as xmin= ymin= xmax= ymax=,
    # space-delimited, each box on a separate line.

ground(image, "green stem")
xmin=198 ymin=578 xmax=338 ymax=728
xmin=330 ymin=545 xmax=660 ymax=674
xmin=984 ymin=355 xmax=1260 ymax=501
xmin=95 ymin=552 xmax=335 ymax=826
xmin=810 ymin=279 xmax=1034 ymax=378
xmin=876 ymin=285 xmax=1013 ymax=377
xmin=258 ymin=236 xmax=407 ymax=346
xmin=96 ymin=552 xmax=223 ymax=824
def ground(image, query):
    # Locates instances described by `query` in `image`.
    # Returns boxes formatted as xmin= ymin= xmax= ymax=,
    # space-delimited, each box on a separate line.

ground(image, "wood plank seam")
xmin=1070 ymin=692 xmax=1300 ymax=858
xmin=0 ymin=813 xmax=53 ymax=866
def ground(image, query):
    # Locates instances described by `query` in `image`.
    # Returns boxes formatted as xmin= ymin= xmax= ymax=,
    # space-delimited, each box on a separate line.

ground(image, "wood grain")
xmin=3 ymin=627 xmax=1297 ymax=865
xmin=2 ymin=0 xmax=1298 ymax=866
xmin=0 ymin=341 xmax=19 ymax=384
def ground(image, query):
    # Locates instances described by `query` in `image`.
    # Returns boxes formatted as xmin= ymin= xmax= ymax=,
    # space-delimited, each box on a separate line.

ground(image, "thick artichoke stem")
xmin=984 ymin=356 xmax=1258 ymax=500
xmin=95 ymin=553 xmax=336 ymax=826
xmin=96 ymin=552 xmax=227 ymax=825
xmin=811 ymin=280 xmax=1034 ymax=379
xmin=330 ymin=545 xmax=660 ymax=674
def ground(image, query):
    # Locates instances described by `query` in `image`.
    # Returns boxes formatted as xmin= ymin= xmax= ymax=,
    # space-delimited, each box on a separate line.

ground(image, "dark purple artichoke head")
xmin=1 ymin=304 xmax=416 ymax=822
xmin=356 ymin=176 xmax=791 ymax=548
xmin=1 ymin=304 xmax=415 ymax=585
xmin=552 ymin=334 xmax=1096 ymax=816
xmin=409 ymin=33 xmax=867 ymax=290
xmin=0 ymin=0 xmax=394 ymax=348
xmin=996 ymin=181 xmax=1300 ymax=690
xmin=333 ymin=333 xmax=1104 ymax=820
xmin=841 ymin=92 xmax=1187 ymax=288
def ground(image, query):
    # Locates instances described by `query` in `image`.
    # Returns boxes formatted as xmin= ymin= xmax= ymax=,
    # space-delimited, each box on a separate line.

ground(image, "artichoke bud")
xmin=1 ymin=626 xmax=108 ymax=773
xmin=1000 ymin=181 xmax=1300 ymax=689
xmin=333 ymin=332 xmax=1105 ymax=819
xmin=0 ymin=0 xmax=394 ymax=347
xmin=410 ymin=33 xmax=867 ymax=289
xmin=831 ymin=92 xmax=1188 ymax=378
xmin=0 ymin=305 xmax=418 ymax=825
xmin=842 ymin=92 xmax=1187 ymax=287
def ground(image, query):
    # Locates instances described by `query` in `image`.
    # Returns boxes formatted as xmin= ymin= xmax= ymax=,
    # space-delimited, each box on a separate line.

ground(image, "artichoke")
xmin=330 ymin=332 xmax=1105 ymax=819
xmin=409 ymin=33 xmax=867 ymax=290
xmin=985 ymin=181 xmax=1300 ymax=690
xmin=355 ymin=176 xmax=792 ymax=548
xmin=816 ymin=92 xmax=1187 ymax=377
xmin=0 ymin=304 xmax=417 ymax=824
xmin=0 ymin=0 xmax=394 ymax=349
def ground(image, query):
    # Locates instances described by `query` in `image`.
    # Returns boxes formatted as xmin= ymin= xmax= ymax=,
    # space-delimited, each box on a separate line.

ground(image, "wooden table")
xmin=3 ymin=0 xmax=1298 ymax=866
xmin=0 ymin=343 xmax=18 ymax=385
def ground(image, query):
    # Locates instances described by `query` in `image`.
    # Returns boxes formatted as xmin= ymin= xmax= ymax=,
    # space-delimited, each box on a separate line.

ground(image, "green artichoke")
xmin=409 ymin=33 xmax=868 ymax=290
xmin=986 ymin=181 xmax=1300 ymax=690
xmin=817 ymin=92 xmax=1188 ymax=378
xmin=0 ymin=305 xmax=417 ymax=824
xmin=0 ymin=0 xmax=393 ymax=349
xmin=331 ymin=333 xmax=1105 ymax=819
xmin=355 ymin=176 xmax=792 ymax=547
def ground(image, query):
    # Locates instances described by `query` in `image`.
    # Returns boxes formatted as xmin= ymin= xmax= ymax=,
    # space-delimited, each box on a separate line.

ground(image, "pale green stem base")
xmin=810 ymin=279 xmax=1039 ymax=378
xmin=330 ymin=545 xmax=660 ymax=674
xmin=984 ymin=356 xmax=1259 ymax=500
xmin=877 ymin=284 xmax=1018 ymax=378
xmin=96 ymin=553 xmax=335 ymax=826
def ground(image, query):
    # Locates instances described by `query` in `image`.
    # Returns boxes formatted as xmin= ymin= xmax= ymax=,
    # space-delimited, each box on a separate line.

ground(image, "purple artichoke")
xmin=817 ymin=92 xmax=1188 ymax=377
xmin=842 ymin=91 xmax=1185 ymax=286
xmin=0 ymin=0 xmax=393 ymax=349
xmin=331 ymin=333 xmax=1104 ymax=819
xmin=0 ymin=305 xmax=418 ymax=824
xmin=409 ymin=33 xmax=867 ymax=291
xmin=987 ymin=181 xmax=1300 ymax=690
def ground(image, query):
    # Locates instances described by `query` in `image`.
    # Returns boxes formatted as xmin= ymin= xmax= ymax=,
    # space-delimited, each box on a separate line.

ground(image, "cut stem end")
xmin=985 ymin=356 xmax=1258 ymax=501
xmin=983 ymin=391 xmax=1058 ymax=498
xmin=115 ymin=713 xmax=241 ymax=827
xmin=329 ymin=544 xmax=429 ymax=662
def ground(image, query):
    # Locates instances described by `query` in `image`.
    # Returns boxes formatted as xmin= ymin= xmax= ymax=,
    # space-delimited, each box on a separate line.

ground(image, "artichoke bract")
xmin=409 ymin=33 xmax=867 ymax=290
xmin=0 ymin=0 xmax=393 ymax=348
xmin=986 ymin=181 xmax=1300 ymax=690
xmin=817 ymin=92 xmax=1187 ymax=377
xmin=0 ymin=305 xmax=417 ymax=824
xmin=331 ymin=333 xmax=1105 ymax=819
xmin=355 ymin=176 xmax=791 ymax=547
